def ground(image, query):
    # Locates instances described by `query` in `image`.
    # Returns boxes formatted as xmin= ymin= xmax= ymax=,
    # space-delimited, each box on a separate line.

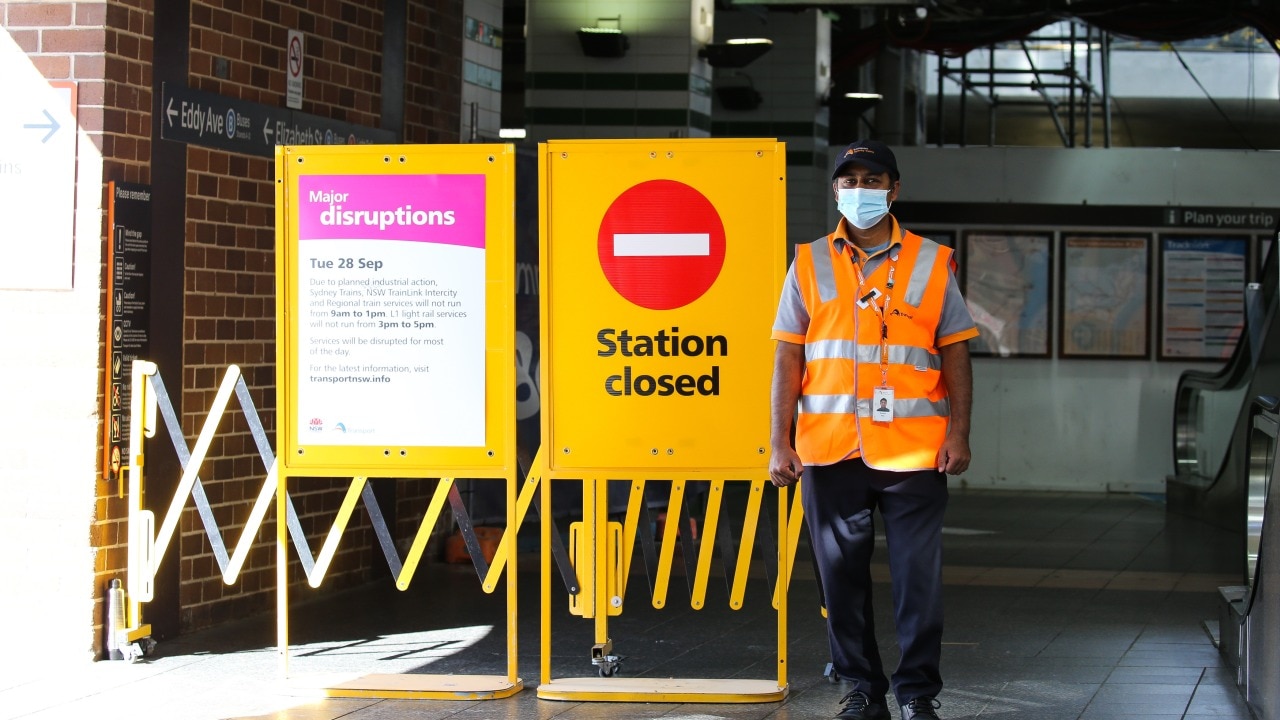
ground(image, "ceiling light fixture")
xmin=577 ymin=17 xmax=629 ymax=58
xmin=699 ymin=38 xmax=774 ymax=69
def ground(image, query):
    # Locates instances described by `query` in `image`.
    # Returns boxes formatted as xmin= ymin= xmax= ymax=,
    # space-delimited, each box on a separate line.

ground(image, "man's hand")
xmin=937 ymin=340 xmax=972 ymax=475
xmin=769 ymin=341 xmax=806 ymax=488
xmin=769 ymin=446 xmax=804 ymax=487
xmin=936 ymin=435 xmax=970 ymax=475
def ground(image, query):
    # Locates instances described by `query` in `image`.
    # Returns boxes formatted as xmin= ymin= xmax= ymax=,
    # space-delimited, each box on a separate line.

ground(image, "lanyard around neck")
xmin=851 ymin=248 xmax=897 ymax=387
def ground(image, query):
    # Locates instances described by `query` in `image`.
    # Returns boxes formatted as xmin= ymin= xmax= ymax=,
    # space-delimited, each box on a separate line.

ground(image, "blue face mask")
xmin=837 ymin=188 xmax=891 ymax=230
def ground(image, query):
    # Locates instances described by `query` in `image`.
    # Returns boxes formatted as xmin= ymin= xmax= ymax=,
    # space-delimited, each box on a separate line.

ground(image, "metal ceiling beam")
xmin=933 ymin=19 xmax=1113 ymax=148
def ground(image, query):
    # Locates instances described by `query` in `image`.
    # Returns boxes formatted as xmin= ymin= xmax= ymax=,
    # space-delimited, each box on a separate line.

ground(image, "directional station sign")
xmin=161 ymin=82 xmax=394 ymax=157
xmin=0 ymin=31 xmax=78 ymax=289
xmin=540 ymin=139 xmax=786 ymax=471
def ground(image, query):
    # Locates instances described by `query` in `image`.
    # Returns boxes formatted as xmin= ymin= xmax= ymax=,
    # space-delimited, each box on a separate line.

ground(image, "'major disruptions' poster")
xmin=295 ymin=174 xmax=486 ymax=447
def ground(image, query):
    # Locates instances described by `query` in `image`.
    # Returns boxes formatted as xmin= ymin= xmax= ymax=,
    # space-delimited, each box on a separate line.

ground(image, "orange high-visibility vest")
xmin=792 ymin=228 xmax=954 ymax=470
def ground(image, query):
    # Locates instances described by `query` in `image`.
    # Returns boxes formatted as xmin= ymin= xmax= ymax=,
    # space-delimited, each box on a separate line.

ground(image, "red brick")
xmin=43 ymin=27 xmax=106 ymax=53
xmin=7 ymin=28 xmax=39 ymax=52
xmin=102 ymin=107 xmax=126 ymax=133
xmin=104 ymin=4 xmax=131 ymax=31
xmin=30 ymin=54 xmax=71 ymax=78
xmin=74 ymin=53 xmax=105 ymax=79
xmin=76 ymin=105 xmax=104 ymax=132
xmin=117 ymin=32 xmax=139 ymax=61
xmin=76 ymin=4 xmax=108 ymax=27
xmin=77 ymin=78 xmax=105 ymax=105
xmin=7 ymin=2 xmax=74 ymax=27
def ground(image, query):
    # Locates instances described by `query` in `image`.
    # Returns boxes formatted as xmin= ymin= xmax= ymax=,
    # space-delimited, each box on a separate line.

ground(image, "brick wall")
xmin=175 ymin=0 xmax=465 ymax=632
xmin=406 ymin=1 xmax=462 ymax=142
xmin=4 ymin=0 xmax=467 ymax=660
xmin=0 ymin=0 xmax=138 ymax=663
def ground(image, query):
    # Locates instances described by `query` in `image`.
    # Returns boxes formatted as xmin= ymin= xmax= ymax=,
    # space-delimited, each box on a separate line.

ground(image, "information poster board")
xmin=961 ymin=231 xmax=1052 ymax=358
xmin=104 ymin=182 xmax=152 ymax=480
xmin=275 ymin=145 xmax=514 ymax=474
xmin=1060 ymin=234 xmax=1151 ymax=359
xmin=1159 ymin=236 xmax=1247 ymax=360
xmin=540 ymin=139 xmax=785 ymax=472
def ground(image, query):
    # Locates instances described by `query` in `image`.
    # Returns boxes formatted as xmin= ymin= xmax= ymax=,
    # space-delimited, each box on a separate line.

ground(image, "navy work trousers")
xmin=801 ymin=457 xmax=948 ymax=706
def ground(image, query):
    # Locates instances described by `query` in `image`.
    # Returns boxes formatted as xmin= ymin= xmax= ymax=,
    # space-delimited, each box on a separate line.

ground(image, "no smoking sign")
xmin=286 ymin=30 xmax=304 ymax=109
xmin=597 ymin=179 xmax=726 ymax=310
xmin=288 ymin=35 xmax=303 ymax=77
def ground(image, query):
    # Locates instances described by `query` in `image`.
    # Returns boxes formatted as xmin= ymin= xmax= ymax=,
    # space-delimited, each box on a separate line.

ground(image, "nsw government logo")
xmin=309 ymin=417 xmax=324 ymax=432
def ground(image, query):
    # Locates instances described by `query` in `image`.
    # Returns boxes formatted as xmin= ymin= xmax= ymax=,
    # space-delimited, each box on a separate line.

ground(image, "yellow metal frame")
xmin=274 ymin=471 xmax=522 ymax=699
xmin=530 ymin=447 xmax=789 ymax=703
xmin=531 ymin=137 xmax=788 ymax=702
xmin=124 ymin=360 xmax=158 ymax=645
xmin=274 ymin=144 xmax=521 ymax=699
xmin=538 ymin=138 xmax=785 ymax=473
xmin=125 ymin=361 xmax=281 ymax=650
xmin=274 ymin=144 xmax=516 ymax=475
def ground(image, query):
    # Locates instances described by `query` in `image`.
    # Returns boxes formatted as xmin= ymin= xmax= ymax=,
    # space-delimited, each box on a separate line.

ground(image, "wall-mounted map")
xmin=1060 ymin=235 xmax=1151 ymax=359
xmin=961 ymin=231 xmax=1052 ymax=358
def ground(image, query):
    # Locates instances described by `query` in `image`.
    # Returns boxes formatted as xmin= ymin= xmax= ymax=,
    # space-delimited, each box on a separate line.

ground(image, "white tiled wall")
xmin=526 ymin=0 xmax=715 ymax=140
xmin=714 ymin=9 xmax=833 ymax=245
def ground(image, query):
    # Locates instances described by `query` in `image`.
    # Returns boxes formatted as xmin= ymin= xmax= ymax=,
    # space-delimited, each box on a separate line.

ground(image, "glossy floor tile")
xmin=1 ymin=490 xmax=1259 ymax=720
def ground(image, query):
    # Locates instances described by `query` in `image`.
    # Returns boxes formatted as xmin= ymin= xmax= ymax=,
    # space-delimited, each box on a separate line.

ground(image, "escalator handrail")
xmin=1245 ymin=395 xmax=1279 ymax=616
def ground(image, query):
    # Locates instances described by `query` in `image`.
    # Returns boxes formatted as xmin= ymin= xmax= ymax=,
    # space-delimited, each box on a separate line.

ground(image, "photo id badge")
xmin=856 ymin=286 xmax=883 ymax=309
xmin=873 ymin=386 xmax=895 ymax=422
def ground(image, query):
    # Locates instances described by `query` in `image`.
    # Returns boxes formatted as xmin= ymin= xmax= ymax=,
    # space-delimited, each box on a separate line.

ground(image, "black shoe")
xmin=835 ymin=691 xmax=891 ymax=720
xmin=901 ymin=696 xmax=942 ymax=720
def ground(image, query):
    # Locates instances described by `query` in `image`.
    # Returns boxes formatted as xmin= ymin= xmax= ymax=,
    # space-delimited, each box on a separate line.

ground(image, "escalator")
xmin=1218 ymin=396 xmax=1280 ymax=719
xmin=1168 ymin=236 xmax=1280 ymax=569
xmin=1171 ymin=234 xmax=1280 ymax=719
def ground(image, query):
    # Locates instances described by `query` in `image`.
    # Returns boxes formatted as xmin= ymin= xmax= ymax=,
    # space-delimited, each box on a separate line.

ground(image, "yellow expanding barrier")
xmin=124 ymin=360 xmax=280 ymax=658
xmin=124 ymin=360 xmax=521 ymax=697
xmin=527 ymin=448 xmax=790 ymax=703
xmin=274 ymin=471 xmax=520 ymax=700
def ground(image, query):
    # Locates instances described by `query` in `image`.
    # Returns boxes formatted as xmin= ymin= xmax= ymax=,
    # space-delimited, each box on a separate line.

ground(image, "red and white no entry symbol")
xmin=288 ymin=35 xmax=303 ymax=77
xmin=597 ymin=179 xmax=726 ymax=310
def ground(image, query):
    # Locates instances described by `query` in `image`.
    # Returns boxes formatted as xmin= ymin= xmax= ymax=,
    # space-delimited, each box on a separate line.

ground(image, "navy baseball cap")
xmin=831 ymin=139 xmax=899 ymax=181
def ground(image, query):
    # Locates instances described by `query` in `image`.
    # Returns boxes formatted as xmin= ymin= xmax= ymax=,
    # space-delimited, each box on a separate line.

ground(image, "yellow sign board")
xmin=275 ymin=145 xmax=515 ymax=475
xmin=540 ymin=139 xmax=785 ymax=472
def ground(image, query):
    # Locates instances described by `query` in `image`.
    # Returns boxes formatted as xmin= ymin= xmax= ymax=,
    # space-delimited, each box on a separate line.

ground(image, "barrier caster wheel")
xmin=126 ymin=637 xmax=156 ymax=662
xmin=594 ymin=655 xmax=621 ymax=677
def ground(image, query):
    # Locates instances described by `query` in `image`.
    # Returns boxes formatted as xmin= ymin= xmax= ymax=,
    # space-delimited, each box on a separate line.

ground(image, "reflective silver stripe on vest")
xmin=805 ymin=338 xmax=856 ymax=362
xmin=806 ymin=340 xmax=941 ymax=371
xmin=800 ymin=395 xmax=949 ymax=417
xmin=874 ymin=344 xmax=942 ymax=370
xmin=799 ymin=394 xmax=858 ymax=414
xmin=903 ymin=239 xmax=941 ymax=307
xmin=809 ymin=238 xmax=838 ymax=303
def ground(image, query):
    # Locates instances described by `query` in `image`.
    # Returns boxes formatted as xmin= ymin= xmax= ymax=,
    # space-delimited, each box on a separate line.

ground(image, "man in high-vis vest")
xmin=769 ymin=140 xmax=978 ymax=720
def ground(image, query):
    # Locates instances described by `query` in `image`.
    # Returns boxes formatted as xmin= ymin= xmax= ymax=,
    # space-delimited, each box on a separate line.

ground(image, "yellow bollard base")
xmin=537 ymin=677 xmax=787 ymax=703
xmin=289 ymin=673 xmax=523 ymax=700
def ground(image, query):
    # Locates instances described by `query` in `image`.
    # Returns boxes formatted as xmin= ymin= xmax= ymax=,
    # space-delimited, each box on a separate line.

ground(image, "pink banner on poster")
xmin=298 ymin=174 xmax=486 ymax=248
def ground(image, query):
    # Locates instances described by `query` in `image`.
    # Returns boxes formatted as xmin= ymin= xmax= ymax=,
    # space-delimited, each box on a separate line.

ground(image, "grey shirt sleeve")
xmin=773 ymin=260 xmax=810 ymax=338
xmin=937 ymin=268 xmax=978 ymax=341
